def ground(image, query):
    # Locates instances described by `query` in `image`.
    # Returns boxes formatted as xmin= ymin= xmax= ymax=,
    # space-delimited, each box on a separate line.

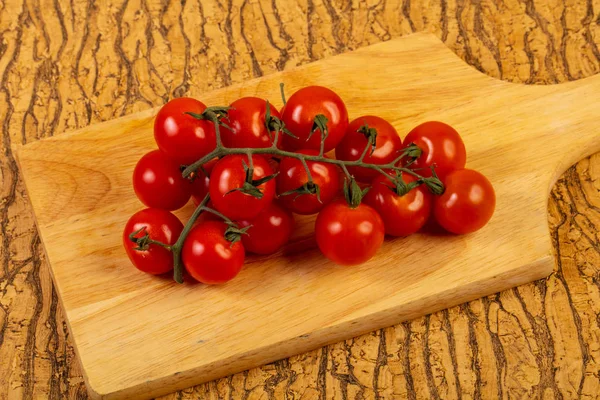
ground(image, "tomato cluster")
xmin=124 ymin=86 xmax=496 ymax=285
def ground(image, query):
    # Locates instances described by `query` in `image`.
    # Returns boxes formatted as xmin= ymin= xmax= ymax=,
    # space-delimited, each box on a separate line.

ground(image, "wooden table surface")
xmin=1 ymin=0 xmax=599 ymax=399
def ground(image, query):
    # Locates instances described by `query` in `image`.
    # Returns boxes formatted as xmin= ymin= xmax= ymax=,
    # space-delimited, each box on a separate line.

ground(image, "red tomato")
xmin=335 ymin=116 xmax=403 ymax=182
xmin=209 ymin=154 xmax=276 ymax=220
xmin=280 ymin=86 xmax=349 ymax=152
xmin=191 ymin=158 xmax=217 ymax=206
xmin=123 ymin=208 xmax=183 ymax=275
xmin=433 ymin=169 xmax=495 ymax=234
xmin=133 ymin=150 xmax=192 ymax=210
xmin=277 ymin=150 xmax=342 ymax=215
xmin=315 ymin=199 xmax=384 ymax=266
xmin=154 ymin=97 xmax=216 ymax=165
xmin=221 ymin=97 xmax=282 ymax=149
xmin=182 ymin=220 xmax=245 ymax=284
xmin=191 ymin=169 xmax=210 ymax=206
xmin=402 ymin=121 xmax=466 ymax=180
xmin=237 ymin=202 xmax=294 ymax=255
xmin=364 ymin=174 xmax=432 ymax=236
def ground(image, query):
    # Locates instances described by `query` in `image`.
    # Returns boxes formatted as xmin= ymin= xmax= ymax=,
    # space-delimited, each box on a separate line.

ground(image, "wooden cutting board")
xmin=16 ymin=32 xmax=600 ymax=400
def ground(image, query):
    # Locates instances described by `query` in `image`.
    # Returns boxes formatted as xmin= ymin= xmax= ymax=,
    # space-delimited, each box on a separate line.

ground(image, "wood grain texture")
xmin=1 ymin=0 xmax=600 ymax=399
xmin=20 ymin=32 xmax=600 ymax=399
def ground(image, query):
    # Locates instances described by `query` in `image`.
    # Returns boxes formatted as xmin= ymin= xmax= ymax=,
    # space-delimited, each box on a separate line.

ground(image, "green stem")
xmin=280 ymin=83 xmax=287 ymax=105
xmin=171 ymin=194 xmax=210 ymax=283
xmin=200 ymin=206 xmax=235 ymax=225
xmin=168 ymin=107 xmax=443 ymax=284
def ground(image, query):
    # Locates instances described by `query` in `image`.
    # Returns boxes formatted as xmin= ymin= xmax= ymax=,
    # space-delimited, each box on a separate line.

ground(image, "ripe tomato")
xmin=237 ymin=202 xmax=294 ymax=255
xmin=277 ymin=150 xmax=342 ymax=215
xmin=222 ymin=97 xmax=282 ymax=149
xmin=315 ymin=199 xmax=384 ymax=266
xmin=133 ymin=150 xmax=192 ymax=210
xmin=364 ymin=173 xmax=432 ymax=236
xmin=191 ymin=158 xmax=217 ymax=206
xmin=154 ymin=97 xmax=216 ymax=165
xmin=402 ymin=121 xmax=466 ymax=180
xmin=335 ymin=116 xmax=403 ymax=182
xmin=433 ymin=169 xmax=495 ymax=234
xmin=182 ymin=220 xmax=245 ymax=284
xmin=280 ymin=86 xmax=348 ymax=152
xmin=123 ymin=208 xmax=183 ymax=275
xmin=209 ymin=154 xmax=276 ymax=220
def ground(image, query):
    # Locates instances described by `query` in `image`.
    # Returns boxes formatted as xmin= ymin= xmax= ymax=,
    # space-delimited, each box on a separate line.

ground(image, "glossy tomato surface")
xmin=315 ymin=199 xmax=384 ymax=266
xmin=281 ymin=86 xmax=348 ymax=152
xmin=222 ymin=97 xmax=282 ymax=149
xmin=403 ymin=121 xmax=466 ymax=180
xmin=277 ymin=150 xmax=342 ymax=215
xmin=133 ymin=150 xmax=192 ymax=210
xmin=237 ymin=202 xmax=294 ymax=255
xmin=364 ymin=174 xmax=432 ymax=236
xmin=336 ymin=115 xmax=403 ymax=182
xmin=154 ymin=97 xmax=217 ymax=165
xmin=434 ymin=169 xmax=495 ymax=234
xmin=123 ymin=208 xmax=183 ymax=275
xmin=209 ymin=154 xmax=276 ymax=220
xmin=182 ymin=220 xmax=245 ymax=284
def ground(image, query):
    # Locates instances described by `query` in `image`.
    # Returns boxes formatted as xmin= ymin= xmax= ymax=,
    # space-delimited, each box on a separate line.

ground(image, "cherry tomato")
xmin=315 ymin=199 xmax=384 ymax=266
xmin=281 ymin=86 xmax=349 ymax=152
xmin=237 ymin=202 xmax=294 ymax=255
xmin=364 ymin=173 xmax=432 ymax=236
xmin=182 ymin=220 xmax=245 ymax=284
xmin=433 ymin=169 xmax=495 ymax=234
xmin=402 ymin=121 xmax=466 ymax=180
xmin=123 ymin=208 xmax=183 ymax=275
xmin=221 ymin=97 xmax=282 ymax=149
xmin=154 ymin=97 xmax=216 ymax=165
xmin=191 ymin=158 xmax=217 ymax=206
xmin=133 ymin=150 xmax=192 ymax=210
xmin=335 ymin=116 xmax=403 ymax=182
xmin=209 ymin=154 xmax=276 ymax=220
xmin=277 ymin=150 xmax=342 ymax=215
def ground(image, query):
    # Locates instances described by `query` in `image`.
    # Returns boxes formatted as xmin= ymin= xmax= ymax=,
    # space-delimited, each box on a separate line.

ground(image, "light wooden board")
xmin=16 ymin=33 xmax=600 ymax=400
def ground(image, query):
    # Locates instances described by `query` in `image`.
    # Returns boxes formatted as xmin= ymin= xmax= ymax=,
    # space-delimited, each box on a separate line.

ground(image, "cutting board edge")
xmin=83 ymin=254 xmax=555 ymax=400
xmin=15 ymin=148 xmax=101 ymax=399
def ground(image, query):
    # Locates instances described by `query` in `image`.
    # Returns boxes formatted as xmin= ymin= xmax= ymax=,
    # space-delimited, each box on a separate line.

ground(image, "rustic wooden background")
xmin=1 ymin=0 xmax=600 ymax=398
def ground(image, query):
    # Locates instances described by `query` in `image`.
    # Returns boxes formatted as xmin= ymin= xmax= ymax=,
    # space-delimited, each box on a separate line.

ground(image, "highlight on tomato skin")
xmin=154 ymin=97 xmax=217 ymax=165
xmin=276 ymin=150 xmax=343 ymax=215
xmin=280 ymin=86 xmax=349 ymax=152
xmin=208 ymin=154 xmax=276 ymax=221
xmin=433 ymin=168 xmax=496 ymax=235
xmin=335 ymin=115 xmax=403 ymax=183
xmin=221 ymin=97 xmax=283 ymax=149
xmin=182 ymin=221 xmax=246 ymax=285
xmin=402 ymin=121 xmax=466 ymax=181
xmin=123 ymin=208 xmax=184 ymax=275
xmin=314 ymin=199 xmax=385 ymax=266
xmin=132 ymin=150 xmax=192 ymax=211
xmin=363 ymin=173 xmax=432 ymax=237
xmin=237 ymin=202 xmax=295 ymax=255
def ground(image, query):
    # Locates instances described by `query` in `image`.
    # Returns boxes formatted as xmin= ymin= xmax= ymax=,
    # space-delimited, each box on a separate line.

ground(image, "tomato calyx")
xmin=309 ymin=114 xmax=329 ymax=140
xmin=224 ymin=158 xmax=279 ymax=199
xmin=185 ymin=106 xmax=232 ymax=130
xmin=357 ymin=123 xmax=378 ymax=156
xmin=399 ymin=143 xmax=423 ymax=167
xmin=422 ymin=167 xmax=445 ymax=195
xmin=279 ymin=181 xmax=322 ymax=203
xmin=343 ymin=178 xmax=370 ymax=208
xmin=385 ymin=173 xmax=421 ymax=197
xmin=224 ymin=224 xmax=251 ymax=245
xmin=128 ymin=227 xmax=172 ymax=251
xmin=264 ymin=100 xmax=297 ymax=140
